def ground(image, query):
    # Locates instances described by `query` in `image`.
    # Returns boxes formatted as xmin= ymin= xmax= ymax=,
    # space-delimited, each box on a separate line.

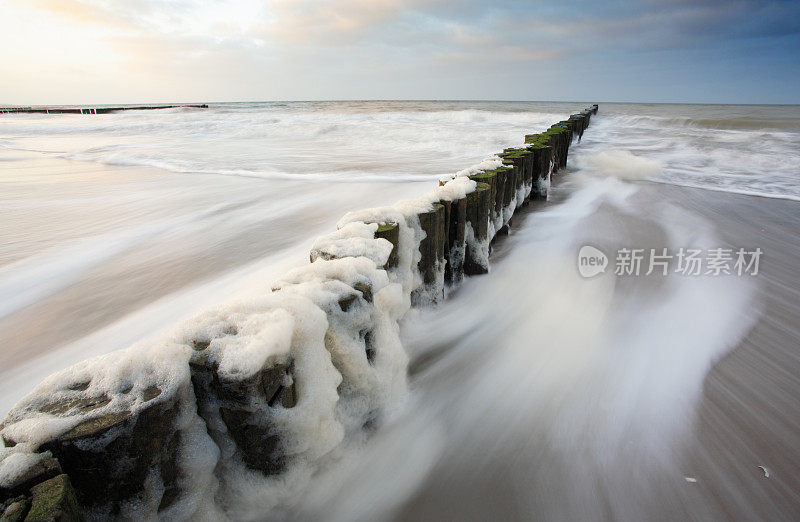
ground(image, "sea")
xmin=1 ymin=101 xmax=799 ymax=520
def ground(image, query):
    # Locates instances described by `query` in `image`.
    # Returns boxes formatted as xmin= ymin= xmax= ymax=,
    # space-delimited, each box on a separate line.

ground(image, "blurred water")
xmin=295 ymin=176 xmax=791 ymax=521
xmin=573 ymin=103 xmax=800 ymax=201
xmin=1 ymin=101 xmax=799 ymax=520
xmin=0 ymin=101 xmax=586 ymax=402
xmin=2 ymin=102 xmax=798 ymax=194
xmin=0 ymin=101 xmax=575 ymax=183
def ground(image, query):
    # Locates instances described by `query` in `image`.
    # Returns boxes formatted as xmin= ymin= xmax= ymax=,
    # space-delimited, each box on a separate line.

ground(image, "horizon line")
xmin=2 ymin=99 xmax=799 ymax=108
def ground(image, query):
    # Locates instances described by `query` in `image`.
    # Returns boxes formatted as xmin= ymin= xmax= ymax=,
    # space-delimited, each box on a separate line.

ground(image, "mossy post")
xmin=189 ymin=353 xmax=296 ymax=478
xmin=592 ymin=104 xmax=598 ymax=114
xmin=440 ymin=197 xmax=467 ymax=286
xmin=0 ymin=497 xmax=30 ymax=522
xmin=520 ymin=148 xmax=535 ymax=203
xmin=412 ymin=203 xmax=446 ymax=304
xmin=468 ymin=168 xmax=502 ymax=233
xmin=499 ymin=163 xmax=516 ymax=230
xmin=500 ymin=148 xmax=530 ymax=206
xmin=514 ymin=152 xmax=526 ymax=206
xmin=544 ymin=125 xmax=571 ymax=170
xmin=0 ymin=385 xmax=184 ymax=514
xmin=24 ymin=474 xmax=85 ymax=522
xmin=558 ymin=122 xmax=573 ymax=167
xmin=0 ymin=454 xmax=85 ymax=522
xmin=551 ymin=133 xmax=562 ymax=172
xmin=568 ymin=113 xmax=587 ymax=141
xmin=463 ymin=182 xmax=491 ymax=275
xmin=550 ymin=129 xmax=565 ymax=171
xmin=525 ymin=135 xmax=553 ymax=200
xmin=374 ymin=222 xmax=399 ymax=270
xmin=576 ymin=110 xmax=591 ymax=133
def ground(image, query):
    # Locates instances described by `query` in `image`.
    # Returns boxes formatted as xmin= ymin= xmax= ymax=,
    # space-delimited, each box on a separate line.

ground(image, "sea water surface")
xmin=1 ymin=101 xmax=799 ymax=520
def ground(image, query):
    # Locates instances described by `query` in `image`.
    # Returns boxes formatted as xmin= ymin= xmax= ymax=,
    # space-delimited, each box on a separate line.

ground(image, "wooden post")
xmin=412 ymin=203 xmax=446 ymax=304
xmin=468 ymin=168 xmax=504 ymax=234
xmin=501 ymin=163 xmax=516 ymax=229
xmin=374 ymin=222 xmax=400 ymax=270
xmin=500 ymin=148 xmax=530 ymax=205
xmin=440 ymin=197 xmax=467 ymax=286
xmin=463 ymin=182 xmax=491 ymax=275
xmin=525 ymin=135 xmax=553 ymax=200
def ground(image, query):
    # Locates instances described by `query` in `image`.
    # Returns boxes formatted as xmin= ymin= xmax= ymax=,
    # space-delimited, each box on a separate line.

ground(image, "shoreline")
xmin=641 ymin=178 xmax=800 ymax=203
xmin=387 ymin=178 xmax=800 ymax=521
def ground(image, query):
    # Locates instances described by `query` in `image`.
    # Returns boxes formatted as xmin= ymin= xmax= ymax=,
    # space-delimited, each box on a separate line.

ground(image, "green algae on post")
xmin=374 ymin=222 xmax=400 ymax=270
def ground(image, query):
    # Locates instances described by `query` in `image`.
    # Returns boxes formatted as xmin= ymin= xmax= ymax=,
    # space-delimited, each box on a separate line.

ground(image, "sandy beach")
xmin=384 ymin=181 xmax=800 ymax=521
xmin=2 ymin=102 xmax=798 ymax=521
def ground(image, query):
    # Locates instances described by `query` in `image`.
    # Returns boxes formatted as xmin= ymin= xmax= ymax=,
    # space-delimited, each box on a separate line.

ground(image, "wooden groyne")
xmin=0 ymin=105 xmax=598 ymax=521
xmin=0 ymin=104 xmax=208 ymax=115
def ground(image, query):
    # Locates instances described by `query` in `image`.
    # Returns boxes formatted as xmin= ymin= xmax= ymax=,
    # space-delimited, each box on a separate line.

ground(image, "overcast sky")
xmin=1 ymin=0 xmax=798 ymax=104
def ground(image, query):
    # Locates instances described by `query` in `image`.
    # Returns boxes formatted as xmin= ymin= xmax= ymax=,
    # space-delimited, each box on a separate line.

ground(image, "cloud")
xmin=3 ymin=0 xmax=799 ymax=103
xmin=27 ymin=0 xmax=116 ymax=24
xmin=256 ymin=0 xmax=437 ymax=44
xmin=18 ymin=0 xmax=800 ymax=60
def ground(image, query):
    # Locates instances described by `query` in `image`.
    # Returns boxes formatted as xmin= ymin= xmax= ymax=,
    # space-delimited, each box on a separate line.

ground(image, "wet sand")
xmin=675 ymin=184 xmax=800 ymax=520
xmin=391 ymin=181 xmax=800 ymax=521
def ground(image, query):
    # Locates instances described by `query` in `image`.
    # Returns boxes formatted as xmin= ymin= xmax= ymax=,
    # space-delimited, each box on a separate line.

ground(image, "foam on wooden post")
xmin=463 ymin=182 xmax=491 ymax=275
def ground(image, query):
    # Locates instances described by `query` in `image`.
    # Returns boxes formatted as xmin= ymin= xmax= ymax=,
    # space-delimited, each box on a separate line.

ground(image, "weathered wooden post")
xmin=412 ymin=203 xmax=446 ymax=304
xmin=463 ymin=182 xmax=491 ymax=275
xmin=374 ymin=223 xmax=399 ymax=270
xmin=556 ymin=122 xmax=573 ymax=167
xmin=501 ymin=162 xmax=516 ymax=229
xmin=190 ymin=354 xmax=296 ymax=478
xmin=581 ymin=109 xmax=592 ymax=127
xmin=521 ymin=147 xmax=535 ymax=203
xmin=544 ymin=125 xmax=571 ymax=170
xmin=1 ymin=382 xmax=186 ymax=513
xmin=501 ymin=147 xmax=533 ymax=206
xmin=468 ymin=168 xmax=507 ymax=236
xmin=525 ymin=134 xmax=554 ymax=200
xmin=568 ymin=113 xmax=586 ymax=141
xmin=439 ymin=197 xmax=467 ymax=286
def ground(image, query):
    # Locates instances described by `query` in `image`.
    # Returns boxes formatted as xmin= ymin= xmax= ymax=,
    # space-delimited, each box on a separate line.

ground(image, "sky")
xmin=1 ymin=0 xmax=798 ymax=104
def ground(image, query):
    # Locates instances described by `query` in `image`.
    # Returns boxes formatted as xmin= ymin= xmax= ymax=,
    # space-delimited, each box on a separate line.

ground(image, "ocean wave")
xmin=645 ymin=179 xmax=800 ymax=202
xmin=3 ymin=101 xmax=799 ymax=200
xmin=572 ymin=109 xmax=800 ymax=201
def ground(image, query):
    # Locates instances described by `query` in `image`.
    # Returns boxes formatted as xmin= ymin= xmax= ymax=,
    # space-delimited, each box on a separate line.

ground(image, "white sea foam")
xmin=311 ymin=222 xmax=393 ymax=267
xmin=574 ymin=149 xmax=662 ymax=180
xmin=0 ymin=446 xmax=51 ymax=488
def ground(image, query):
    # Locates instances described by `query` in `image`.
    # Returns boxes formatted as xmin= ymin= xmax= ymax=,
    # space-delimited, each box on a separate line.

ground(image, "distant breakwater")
xmin=0 ymin=105 xmax=597 ymax=521
xmin=0 ymin=104 xmax=208 ymax=115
